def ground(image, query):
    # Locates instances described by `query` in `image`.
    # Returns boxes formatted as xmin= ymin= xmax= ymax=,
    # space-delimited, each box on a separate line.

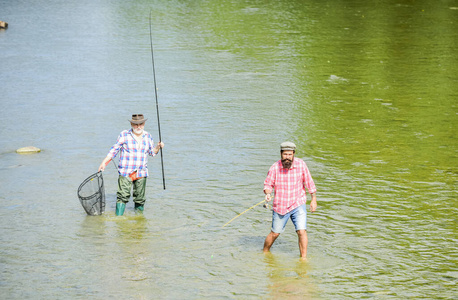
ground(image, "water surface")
xmin=0 ymin=0 xmax=456 ymax=299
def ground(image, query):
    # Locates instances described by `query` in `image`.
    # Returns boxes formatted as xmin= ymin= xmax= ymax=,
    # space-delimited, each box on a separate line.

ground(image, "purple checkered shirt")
xmin=107 ymin=129 xmax=157 ymax=177
xmin=264 ymin=158 xmax=317 ymax=215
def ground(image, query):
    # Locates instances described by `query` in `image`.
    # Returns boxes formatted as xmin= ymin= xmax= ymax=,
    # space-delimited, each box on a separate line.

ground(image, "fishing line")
xmin=149 ymin=10 xmax=166 ymax=190
xmin=222 ymin=199 xmax=268 ymax=228
xmin=110 ymin=158 xmax=117 ymax=169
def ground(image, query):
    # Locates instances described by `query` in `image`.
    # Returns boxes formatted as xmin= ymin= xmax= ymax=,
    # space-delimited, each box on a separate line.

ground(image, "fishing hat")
xmin=129 ymin=114 xmax=147 ymax=124
xmin=280 ymin=141 xmax=296 ymax=151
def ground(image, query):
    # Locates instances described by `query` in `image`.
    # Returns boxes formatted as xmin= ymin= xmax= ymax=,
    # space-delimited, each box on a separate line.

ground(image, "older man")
xmin=263 ymin=142 xmax=317 ymax=258
xmin=98 ymin=114 xmax=164 ymax=216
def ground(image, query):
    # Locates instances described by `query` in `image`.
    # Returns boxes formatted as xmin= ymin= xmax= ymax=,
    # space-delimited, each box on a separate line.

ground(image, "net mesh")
xmin=77 ymin=172 xmax=106 ymax=215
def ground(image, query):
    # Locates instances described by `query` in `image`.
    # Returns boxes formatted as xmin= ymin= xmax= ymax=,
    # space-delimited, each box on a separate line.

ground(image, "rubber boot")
xmin=116 ymin=202 xmax=126 ymax=216
xmin=134 ymin=203 xmax=144 ymax=212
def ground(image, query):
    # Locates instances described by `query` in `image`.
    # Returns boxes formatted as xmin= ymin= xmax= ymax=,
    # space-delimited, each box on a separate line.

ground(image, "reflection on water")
xmin=0 ymin=0 xmax=456 ymax=299
xmin=264 ymin=253 xmax=318 ymax=299
xmin=112 ymin=215 xmax=151 ymax=283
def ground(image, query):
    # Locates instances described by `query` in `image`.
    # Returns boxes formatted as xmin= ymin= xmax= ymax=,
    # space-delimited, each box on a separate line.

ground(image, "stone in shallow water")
xmin=16 ymin=146 xmax=41 ymax=154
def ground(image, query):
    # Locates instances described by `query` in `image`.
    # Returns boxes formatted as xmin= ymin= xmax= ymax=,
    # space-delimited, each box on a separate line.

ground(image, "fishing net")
xmin=77 ymin=171 xmax=106 ymax=215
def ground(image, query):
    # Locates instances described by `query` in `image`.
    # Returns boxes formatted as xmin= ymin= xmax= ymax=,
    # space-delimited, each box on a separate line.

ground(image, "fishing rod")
xmin=222 ymin=199 xmax=269 ymax=228
xmin=149 ymin=10 xmax=166 ymax=190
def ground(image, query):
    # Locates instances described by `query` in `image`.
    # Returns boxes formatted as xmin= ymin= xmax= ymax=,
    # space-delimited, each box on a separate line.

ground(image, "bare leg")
xmin=263 ymin=231 xmax=280 ymax=253
xmin=297 ymin=229 xmax=308 ymax=258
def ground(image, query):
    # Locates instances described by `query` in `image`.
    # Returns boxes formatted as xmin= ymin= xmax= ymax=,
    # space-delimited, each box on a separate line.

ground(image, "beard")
xmin=132 ymin=127 xmax=144 ymax=135
xmin=281 ymin=158 xmax=293 ymax=169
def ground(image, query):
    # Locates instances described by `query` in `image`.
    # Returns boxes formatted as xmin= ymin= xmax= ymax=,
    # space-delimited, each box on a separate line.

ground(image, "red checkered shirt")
xmin=107 ymin=129 xmax=157 ymax=178
xmin=264 ymin=158 xmax=317 ymax=215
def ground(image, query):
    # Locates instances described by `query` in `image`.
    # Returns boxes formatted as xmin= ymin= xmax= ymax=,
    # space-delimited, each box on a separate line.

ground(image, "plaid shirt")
xmin=107 ymin=129 xmax=157 ymax=177
xmin=264 ymin=158 xmax=317 ymax=215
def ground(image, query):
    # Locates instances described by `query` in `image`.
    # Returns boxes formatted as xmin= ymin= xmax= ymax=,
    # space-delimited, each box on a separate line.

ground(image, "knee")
xmin=270 ymin=231 xmax=280 ymax=238
xmin=296 ymin=229 xmax=307 ymax=236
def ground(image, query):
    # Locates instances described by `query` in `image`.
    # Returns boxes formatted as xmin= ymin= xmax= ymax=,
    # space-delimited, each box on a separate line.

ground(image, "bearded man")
xmin=98 ymin=114 xmax=164 ymax=216
xmin=263 ymin=142 xmax=317 ymax=258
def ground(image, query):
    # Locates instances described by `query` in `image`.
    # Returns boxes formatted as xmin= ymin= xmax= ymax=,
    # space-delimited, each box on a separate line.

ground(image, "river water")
xmin=0 ymin=0 xmax=456 ymax=299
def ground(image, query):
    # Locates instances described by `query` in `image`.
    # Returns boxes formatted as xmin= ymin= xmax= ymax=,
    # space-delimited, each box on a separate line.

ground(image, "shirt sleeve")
xmin=263 ymin=163 xmax=276 ymax=191
xmin=107 ymin=132 xmax=125 ymax=158
xmin=146 ymin=134 xmax=157 ymax=157
xmin=303 ymin=163 xmax=317 ymax=194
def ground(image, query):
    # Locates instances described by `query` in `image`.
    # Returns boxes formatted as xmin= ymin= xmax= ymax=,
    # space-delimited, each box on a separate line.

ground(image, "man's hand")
xmin=154 ymin=141 xmax=164 ymax=154
xmin=98 ymin=157 xmax=111 ymax=172
xmin=264 ymin=189 xmax=272 ymax=202
xmin=265 ymin=194 xmax=272 ymax=202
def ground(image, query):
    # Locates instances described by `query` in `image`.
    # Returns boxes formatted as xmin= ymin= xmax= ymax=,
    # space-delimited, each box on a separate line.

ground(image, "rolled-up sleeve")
xmin=303 ymin=164 xmax=317 ymax=194
xmin=264 ymin=165 xmax=276 ymax=191
xmin=107 ymin=133 xmax=124 ymax=158
xmin=146 ymin=134 xmax=157 ymax=157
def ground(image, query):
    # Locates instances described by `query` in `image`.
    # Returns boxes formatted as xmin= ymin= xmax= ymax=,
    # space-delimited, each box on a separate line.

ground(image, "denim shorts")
xmin=271 ymin=204 xmax=307 ymax=233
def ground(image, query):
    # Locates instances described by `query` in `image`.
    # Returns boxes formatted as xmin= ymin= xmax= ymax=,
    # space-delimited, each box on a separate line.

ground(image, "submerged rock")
xmin=16 ymin=146 xmax=41 ymax=154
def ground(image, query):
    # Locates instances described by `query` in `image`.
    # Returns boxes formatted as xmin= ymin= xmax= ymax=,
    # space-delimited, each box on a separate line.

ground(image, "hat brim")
xmin=129 ymin=119 xmax=147 ymax=124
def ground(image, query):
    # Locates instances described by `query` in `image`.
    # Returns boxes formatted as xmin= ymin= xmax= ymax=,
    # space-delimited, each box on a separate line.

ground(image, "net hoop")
xmin=77 ymin=171 xmax=106 ymax=216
